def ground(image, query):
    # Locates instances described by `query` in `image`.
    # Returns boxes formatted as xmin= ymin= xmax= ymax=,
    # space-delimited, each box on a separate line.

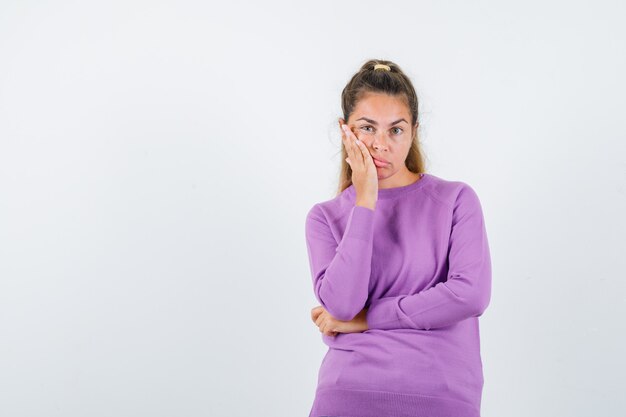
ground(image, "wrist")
xmin=355 ymin=200 xmax=376 ymax=210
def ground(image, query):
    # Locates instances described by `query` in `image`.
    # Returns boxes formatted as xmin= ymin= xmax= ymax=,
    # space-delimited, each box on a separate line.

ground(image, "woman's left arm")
xmin=365 ymin=184 xmax=492 ymax=331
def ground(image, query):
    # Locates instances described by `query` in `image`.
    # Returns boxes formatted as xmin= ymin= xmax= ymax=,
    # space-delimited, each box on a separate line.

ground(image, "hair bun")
xmin=373 ymin=63 xmax=391 ymax=71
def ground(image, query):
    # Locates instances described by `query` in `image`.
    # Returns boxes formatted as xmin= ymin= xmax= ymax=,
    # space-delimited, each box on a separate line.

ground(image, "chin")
xmin=377 ymin=170 xmax=394 ymax=179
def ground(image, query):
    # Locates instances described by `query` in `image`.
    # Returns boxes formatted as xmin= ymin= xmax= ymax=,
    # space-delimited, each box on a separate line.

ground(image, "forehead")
xmin=351 ymin=92 xmax=410 ymax=121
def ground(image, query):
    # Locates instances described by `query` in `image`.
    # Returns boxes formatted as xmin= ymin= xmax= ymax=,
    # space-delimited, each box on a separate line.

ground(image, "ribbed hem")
xmin=309 ymin=387 xmax=479 ymax=417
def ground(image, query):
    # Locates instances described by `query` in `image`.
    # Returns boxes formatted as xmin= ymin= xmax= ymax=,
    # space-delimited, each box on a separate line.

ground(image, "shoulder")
xmin=306 ymin=187 xmax=354 ymax=224
xmin=422 ymin=173 xmax=484 ymax=210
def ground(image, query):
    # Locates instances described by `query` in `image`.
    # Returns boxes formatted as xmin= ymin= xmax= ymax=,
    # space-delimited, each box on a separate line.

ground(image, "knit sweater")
xmin=304 ymin=172 xmax=492 ymax=417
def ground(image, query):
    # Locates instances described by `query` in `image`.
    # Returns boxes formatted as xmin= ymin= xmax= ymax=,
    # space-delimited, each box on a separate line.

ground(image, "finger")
xmin=343 ymin=125 xmax=366 ymax=166
xmin=321 ymin=320 xmax=335 ymax=336
xmin=342 ymin=125 xmax=370 ymax=164
xmin=319 ymin=316 xmax=336 ymax=335
xmin=341 ymin=129 xmax=355 ymax=164
xmin=312 ymin=306 xmax=324 ymax=322
xmin=353 ymin=136 xmax=373 ymax=165
xmin=341 ymin=125 xmax=359 ymax=163
xmin=311 ymin=307 xmax=321 ymax=322
xmin=315 ymin=313 xmax=325 ymax=329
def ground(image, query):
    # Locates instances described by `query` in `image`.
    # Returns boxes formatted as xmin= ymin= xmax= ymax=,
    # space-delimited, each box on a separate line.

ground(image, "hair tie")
xmin=374 ymin=64 xmax=391 ymax=71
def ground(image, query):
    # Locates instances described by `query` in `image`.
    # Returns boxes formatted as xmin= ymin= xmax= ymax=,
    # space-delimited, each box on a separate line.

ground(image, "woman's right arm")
xmin=305 ymin=203 xmax=375 ymax=322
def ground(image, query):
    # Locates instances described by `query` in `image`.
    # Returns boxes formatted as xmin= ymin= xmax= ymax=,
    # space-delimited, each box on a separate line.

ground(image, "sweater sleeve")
xmin=305 ymin=204 xmax=375 ymax=321
xmin=365 ymin=184 xmax=492 ymax=331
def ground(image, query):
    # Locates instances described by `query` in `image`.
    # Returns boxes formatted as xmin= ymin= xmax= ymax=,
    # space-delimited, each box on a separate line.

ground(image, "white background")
xmin=1 ymin=1 xmax=625 ymax=416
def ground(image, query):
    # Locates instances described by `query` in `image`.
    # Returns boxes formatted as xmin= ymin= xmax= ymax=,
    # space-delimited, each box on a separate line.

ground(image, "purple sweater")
xmin=305 ymin=172 xmax=492 ymax=417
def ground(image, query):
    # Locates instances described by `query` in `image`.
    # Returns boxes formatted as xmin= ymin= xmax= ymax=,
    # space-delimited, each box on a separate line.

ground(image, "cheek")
xmin=388 ymin=147 xmax=409 ymax=164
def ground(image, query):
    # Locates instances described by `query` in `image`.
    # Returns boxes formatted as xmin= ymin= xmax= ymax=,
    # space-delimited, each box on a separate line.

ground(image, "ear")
xmin=338 ymin=118 xmax=346 ymax=128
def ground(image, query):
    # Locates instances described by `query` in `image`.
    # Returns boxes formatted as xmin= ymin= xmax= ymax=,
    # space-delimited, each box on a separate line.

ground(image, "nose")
xmin=370 ymin=132 xmax=389 ymax=151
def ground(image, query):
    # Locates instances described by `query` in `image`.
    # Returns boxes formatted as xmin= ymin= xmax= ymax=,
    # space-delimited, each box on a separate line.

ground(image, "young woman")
xmin=305 ymin=59 xmax=492 ymax=417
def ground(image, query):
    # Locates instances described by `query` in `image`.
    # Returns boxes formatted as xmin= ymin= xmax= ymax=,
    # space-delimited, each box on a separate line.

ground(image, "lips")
xmin=372 ymin=157 xmax=389 ymax=168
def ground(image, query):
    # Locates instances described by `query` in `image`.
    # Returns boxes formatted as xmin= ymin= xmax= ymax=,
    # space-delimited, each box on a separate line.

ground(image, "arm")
xmin=365 ymin=184 xmax=492 ymax=331
xmin=305 ymin=204 xmax=375 ymax=321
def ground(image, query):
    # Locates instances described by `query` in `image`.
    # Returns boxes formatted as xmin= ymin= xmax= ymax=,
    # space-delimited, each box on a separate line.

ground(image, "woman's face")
xmin=340 ymin=92 xmax=417 ymax=180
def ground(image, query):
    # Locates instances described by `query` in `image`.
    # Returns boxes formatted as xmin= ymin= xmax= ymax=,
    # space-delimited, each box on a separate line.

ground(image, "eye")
xmin=360 ymin=125 xmax=374 ymax=133
xmin=392 ymin=127 xmax=403 ymax=135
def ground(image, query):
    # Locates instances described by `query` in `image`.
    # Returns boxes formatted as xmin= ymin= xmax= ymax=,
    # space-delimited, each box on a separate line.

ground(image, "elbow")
xmin=445 ymin=277 xmax=491 ymax=318
xmin=469 ymin=287 xmax=491 ymax=318
xmin=314 ymin=274 xmax=369 ymax=321
xmin=452 ymin=270 xmax=491 ymax=318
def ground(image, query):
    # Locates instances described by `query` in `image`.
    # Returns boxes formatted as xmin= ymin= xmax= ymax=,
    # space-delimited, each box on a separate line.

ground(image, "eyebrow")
xmin=355 ymin=117 xmax=408 ymax=126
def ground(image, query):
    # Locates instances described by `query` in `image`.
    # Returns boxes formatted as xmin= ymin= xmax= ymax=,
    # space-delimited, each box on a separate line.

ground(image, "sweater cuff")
xmin=344 ymin=205 xmax=375 ymax=241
